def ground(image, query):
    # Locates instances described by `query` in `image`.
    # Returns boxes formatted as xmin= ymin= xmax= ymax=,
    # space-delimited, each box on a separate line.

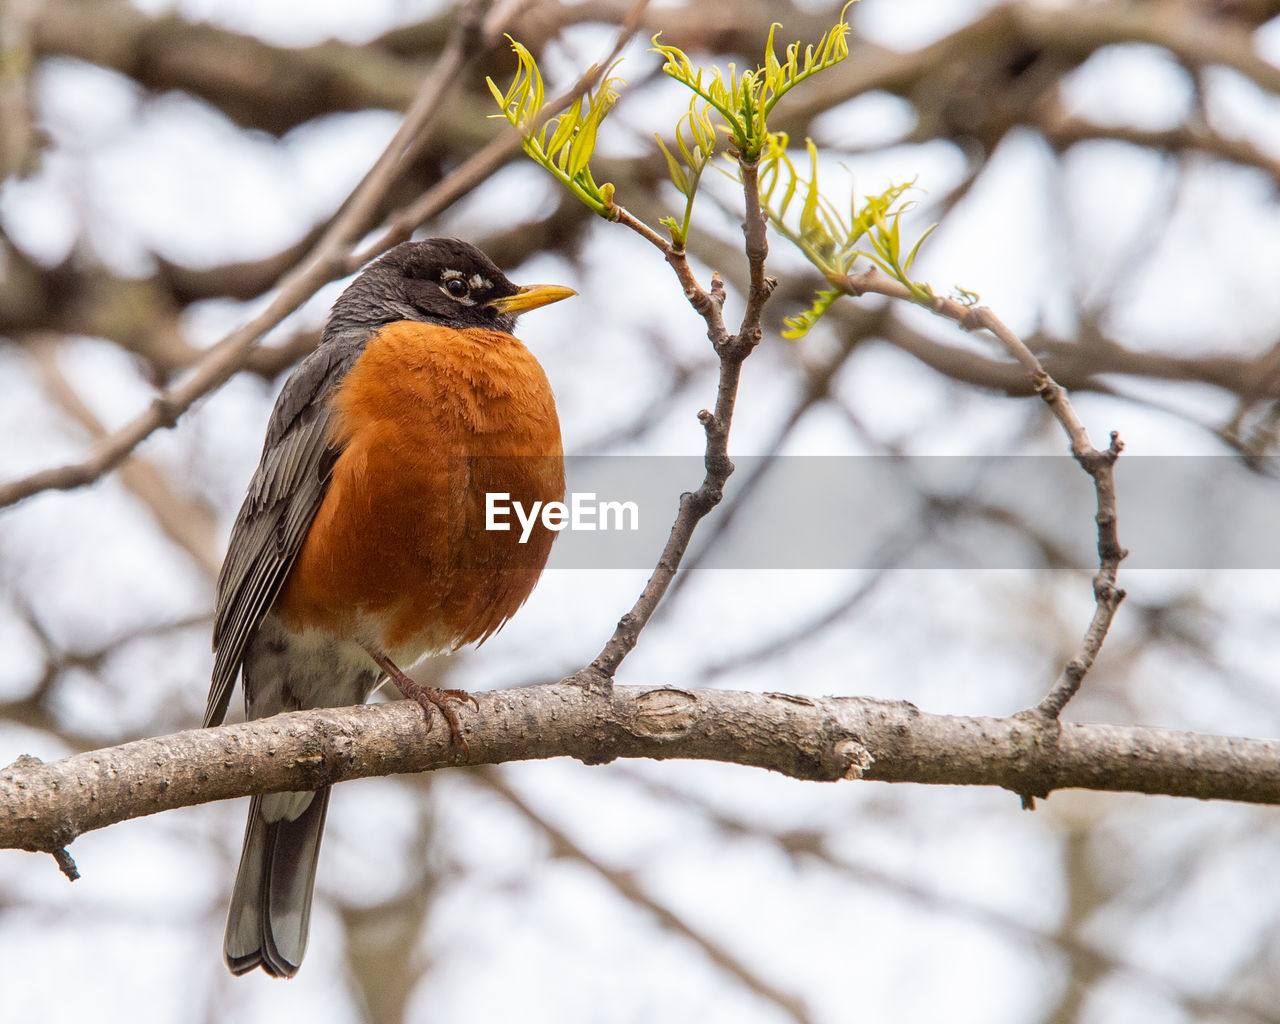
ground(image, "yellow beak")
xmin=487 ymin=283 xmax=577 ymax=315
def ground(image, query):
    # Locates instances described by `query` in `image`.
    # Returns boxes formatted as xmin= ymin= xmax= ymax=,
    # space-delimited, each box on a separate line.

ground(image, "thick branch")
xmin=33 ymin=0 xmax=432 ymax=136
xmin=4 ymin=683 xmax=1280 ymax=857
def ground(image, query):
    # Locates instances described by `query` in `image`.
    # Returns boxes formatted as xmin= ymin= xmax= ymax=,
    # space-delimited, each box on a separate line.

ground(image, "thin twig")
xmin=660 ymin=297 xmax=878 ymax=595
xmin=626 ymin=773 xmax=1280 ymax=1024
xmin=832 ymin=266 xmax=1128 ymax=722
xmin=24 ymin=335 xmax=220 ymax=576
xmin=0 ymin=0 xmax=663 ymax=515
xmin=356 ymin=0 xmax=654 ymax=267
xmin=0 ymin=0 xmax=495 ymax=511
xmin=0 ymin=0 xmax=39 ymax=179
xmin=584 ymin=160 xmax=772 ymax=683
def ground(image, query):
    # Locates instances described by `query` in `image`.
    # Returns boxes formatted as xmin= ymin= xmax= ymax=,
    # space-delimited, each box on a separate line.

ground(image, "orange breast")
xmin=274 ymin=321 xmax=564 ymax=656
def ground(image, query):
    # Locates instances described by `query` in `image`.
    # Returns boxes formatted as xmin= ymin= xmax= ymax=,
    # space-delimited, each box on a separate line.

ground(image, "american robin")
xmin=206 ymin=237 xmax=572 ymax=978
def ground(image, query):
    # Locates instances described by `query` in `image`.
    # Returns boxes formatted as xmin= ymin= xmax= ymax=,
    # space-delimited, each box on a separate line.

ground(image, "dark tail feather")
xmin=224 ymin=787 xmax=331 ymax=978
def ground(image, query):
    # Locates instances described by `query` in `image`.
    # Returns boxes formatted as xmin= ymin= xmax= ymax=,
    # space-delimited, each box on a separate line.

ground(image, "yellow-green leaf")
xmin=656 ymin=134 xmax=690 ymax=194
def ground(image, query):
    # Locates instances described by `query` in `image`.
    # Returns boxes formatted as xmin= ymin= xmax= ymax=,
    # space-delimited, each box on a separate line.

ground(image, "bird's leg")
xmin=367 ymin=650 xmax=478 ymax=757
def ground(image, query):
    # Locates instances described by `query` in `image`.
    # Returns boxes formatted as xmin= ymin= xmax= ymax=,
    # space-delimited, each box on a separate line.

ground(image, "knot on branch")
xmin=4 ymin=752 xmax=44 ymax=773
xmin=710 ymin=272 xmax=727 ymax=308
xmin=704 ymin=449 xmax=733 ymax=480
xmin=568 ymin=665 xmax=614 ymax=696
xmin=1032 ymin=372 xmax=1058 ymax=400
xmin=1077 ymin=446 xmax=1121 ymax=476
xmin=1012 ymin=704 xmax=1066 ymax=740
xmin=1092 ymin=576 xmax=1128 ymax=608
xmin=715 ymin=328 xmax=763 ymax=361
xmin=626 ymin=688 xmax=699 ymax=740
xmin=686 ymin=482 xmax=724 ymax=515
xmin=150 ymin=395 xmax=181 ymax=429
xmin=959 ymin=306 xmax=989 ymax=332
xmin=834 ymin=738 xmax=873 ymax=780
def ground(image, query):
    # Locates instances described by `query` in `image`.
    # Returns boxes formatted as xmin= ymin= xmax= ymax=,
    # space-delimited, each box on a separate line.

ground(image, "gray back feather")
xmin=206 ymin=335 xmax=367 ymax=727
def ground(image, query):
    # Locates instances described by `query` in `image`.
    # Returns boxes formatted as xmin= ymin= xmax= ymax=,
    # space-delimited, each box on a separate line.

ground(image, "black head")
xmin=324 ymin=238 xmax=574 ymax=341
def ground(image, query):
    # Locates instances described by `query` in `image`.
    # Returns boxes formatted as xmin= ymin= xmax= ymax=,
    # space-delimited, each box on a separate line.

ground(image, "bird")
xmin=205 ymin=237 xmax=572 ymax=978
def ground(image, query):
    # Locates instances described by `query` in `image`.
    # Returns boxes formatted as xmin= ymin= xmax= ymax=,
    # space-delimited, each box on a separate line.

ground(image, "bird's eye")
xmin=444 ymin=277 xmax=469 ymax=298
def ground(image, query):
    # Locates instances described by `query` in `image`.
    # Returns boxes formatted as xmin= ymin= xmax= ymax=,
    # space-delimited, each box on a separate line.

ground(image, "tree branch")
xmin=0 ymin=0 xmax=500 ymax=512
xmin=479 ymin=768 xmax=816 ymax=1024
xmin=587 ymin=157 xmax=769 ymax=681
xmin=629 ymin=772 xmax=1280 ymax=1024
xmin=831 ymin=266 xmax=1128 ymax=721
xmin=32 ymin=0 xmax=436 ymax=136
xmin=5 ymin=683 xmax=1280 ymax=861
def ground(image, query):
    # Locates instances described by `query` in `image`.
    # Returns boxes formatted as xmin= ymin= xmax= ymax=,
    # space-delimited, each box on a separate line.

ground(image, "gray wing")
xmin=206 ymin=339 xmax=366 ymax=728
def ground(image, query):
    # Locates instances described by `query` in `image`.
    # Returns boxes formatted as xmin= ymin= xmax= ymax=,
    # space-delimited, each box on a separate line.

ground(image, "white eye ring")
xmin=443 ymin=276 xmax=470 ymax=298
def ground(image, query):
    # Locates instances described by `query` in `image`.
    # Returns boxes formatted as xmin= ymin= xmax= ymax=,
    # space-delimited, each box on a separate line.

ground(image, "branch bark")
xmin=4 ymin=683 xmax=1280 ymax=861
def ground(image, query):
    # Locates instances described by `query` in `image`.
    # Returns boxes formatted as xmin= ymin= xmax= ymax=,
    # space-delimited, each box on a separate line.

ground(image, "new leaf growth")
xmin=652 ymin=2 xmax=855 ymax=161
xmin=758 ymin=138 xmax=939 ymax=337
xmin=487 ymin=2 xmax=949 ymax=341
xmin=486 ymin=39 xmax=622 ymax=216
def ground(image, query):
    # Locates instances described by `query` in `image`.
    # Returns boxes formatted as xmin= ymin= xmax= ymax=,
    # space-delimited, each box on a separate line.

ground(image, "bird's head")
xmin=327 ymin=237 xmax=576 ymax=338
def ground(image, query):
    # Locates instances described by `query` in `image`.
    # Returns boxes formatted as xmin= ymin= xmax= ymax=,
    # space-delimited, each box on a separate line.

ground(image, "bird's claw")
xmin=398 ymin=682 xmax=476 ymax=758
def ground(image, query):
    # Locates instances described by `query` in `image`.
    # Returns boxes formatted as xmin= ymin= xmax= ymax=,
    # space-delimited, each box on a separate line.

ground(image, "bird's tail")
xmin=224 ymin=787 xmax=331 ymax=978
